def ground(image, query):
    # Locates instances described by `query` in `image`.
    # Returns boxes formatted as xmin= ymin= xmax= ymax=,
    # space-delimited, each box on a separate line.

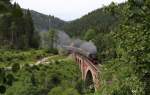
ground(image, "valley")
xmin=0 ymin=0 xmax=150 ymax=95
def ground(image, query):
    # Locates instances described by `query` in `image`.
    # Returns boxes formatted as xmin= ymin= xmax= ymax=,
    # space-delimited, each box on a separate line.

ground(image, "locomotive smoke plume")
xmin=56 ymin=31 xmax=97 ymax=54
xmin=56 ymin=30 xmax=72 ymax=48
xmin=79 ymin=41 xmax=97 ymax=54
xmin=71 ymin=39 xmax=83 ymax=47
xmin=70 ymin=38 xmax=97 ymax=54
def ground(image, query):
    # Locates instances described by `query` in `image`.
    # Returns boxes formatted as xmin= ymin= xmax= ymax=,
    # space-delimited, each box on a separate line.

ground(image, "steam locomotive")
xmin=64 ymin=46 xmax=98 ymax=64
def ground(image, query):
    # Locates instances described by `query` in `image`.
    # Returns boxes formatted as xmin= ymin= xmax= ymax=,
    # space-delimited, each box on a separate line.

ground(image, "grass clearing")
xmin=0 ymin=49 xmax=51 ymax=67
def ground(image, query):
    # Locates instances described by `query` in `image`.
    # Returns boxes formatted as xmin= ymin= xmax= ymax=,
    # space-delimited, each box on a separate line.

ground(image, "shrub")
xmin=0 ymin=85 xmax=6 ymax=94
xmin=12 ymin=63 xmax=20 ymax=73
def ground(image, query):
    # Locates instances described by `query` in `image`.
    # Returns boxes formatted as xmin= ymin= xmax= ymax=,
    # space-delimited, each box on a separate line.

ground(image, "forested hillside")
xmin=29 ymin=10 xmax=66 ymax=32
xmin=61 ymin=3 xmax=123 ymax=37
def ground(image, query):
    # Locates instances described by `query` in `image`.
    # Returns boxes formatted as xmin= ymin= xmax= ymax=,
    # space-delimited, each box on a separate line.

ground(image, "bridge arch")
xmin=85 ymin=70 xmax=95 ymax=93
xmin=72 ymin=53 xmax=100 ymax=91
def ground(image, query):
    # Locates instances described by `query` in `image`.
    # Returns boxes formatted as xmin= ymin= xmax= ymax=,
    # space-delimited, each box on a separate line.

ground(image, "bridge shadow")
xmin=84 ymin=70 xmax=95 ymax=93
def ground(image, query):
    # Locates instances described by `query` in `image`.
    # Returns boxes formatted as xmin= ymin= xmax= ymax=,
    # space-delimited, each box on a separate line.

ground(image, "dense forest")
xmin=61 ymin=3 xmax=122 ymax=37
xmin=0 ymin=0 xmax=40 ymax=49
xmin=29 ymin=10 xmax=66 ymax=32
xmin=0 ymin=0 xmax=150 ymax=95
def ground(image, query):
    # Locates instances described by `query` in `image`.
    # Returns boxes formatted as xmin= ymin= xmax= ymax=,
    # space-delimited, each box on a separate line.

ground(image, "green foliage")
xmin=97 ymin=0 xmax=150 ymax=94
xmin=0 ymin=0 xmax=149 ymax=95
xmin=30 ymin=10 xmax=66 ymax=32
xmin=84 ymin=29 xmax=97 ymax=41
xmin=12 ymin=63 xmax=20 ymax=73
xmin=5 ymin=73 xmax=15 ymax=86
xmin=48 ymin=86 xmax=63 ymax=95
xmin=0 ymin=68 xmax=5 ymax=82
xmin=112 ymin=85 xmax=133 ymax=95
xmin=62 ymin=6 xmax=119 ymax=37
xmin=0 ymin=1 xmax=39 ymax=49
xmin=0 ymin=50 xmax=50 ymax=67
xmin=40 ymin=29 xmax=57 ymax=49
xmin=4 ymin=56 xmax=82 ymax=95
xmin=0 ymin=85 xmax=6 ymax=94
xmin=0 ymin=0 xmax=11 ymax=13
xmin=93 ymin=32 xmax=116 ymax=63
xmin=62 ymin=88 xmax=80 ymax=95
xmin=44 ymin=48 xmax=58 ymax=55
xmin=58 ymin=48 xmax=68 ymax=56
xmin=68 ymin=1 xmax=150 ymax=95
xmin=98 ymin=61 xmax=144 ymax=95
xmin=48 ymin=87 xmax=80 ymax=95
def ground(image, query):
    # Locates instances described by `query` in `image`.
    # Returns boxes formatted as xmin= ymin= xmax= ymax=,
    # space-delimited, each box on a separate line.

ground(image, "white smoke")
xmin=55 ymin=30 xmax=97 ymax=54
xmin=71 ymin=39 xmax=83 ymax=47
xmin=56 ymin=30 xmax=72 ymax=48
xmin=79 ymin=41 xmax=97 ymax=54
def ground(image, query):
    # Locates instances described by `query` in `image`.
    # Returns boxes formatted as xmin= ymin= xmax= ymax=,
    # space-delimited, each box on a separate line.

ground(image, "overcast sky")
xmin=12 ymin=0 xmax=126 ymax=21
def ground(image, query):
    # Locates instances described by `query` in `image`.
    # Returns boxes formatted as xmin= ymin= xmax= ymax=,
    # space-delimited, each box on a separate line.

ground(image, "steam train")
xmin=64 ymin=46 xmax=98 ymax=64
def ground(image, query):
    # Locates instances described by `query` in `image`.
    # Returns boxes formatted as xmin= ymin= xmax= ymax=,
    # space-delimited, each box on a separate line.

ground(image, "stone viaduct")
xmin=72 ymin=53 xmax=100 ymax=92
